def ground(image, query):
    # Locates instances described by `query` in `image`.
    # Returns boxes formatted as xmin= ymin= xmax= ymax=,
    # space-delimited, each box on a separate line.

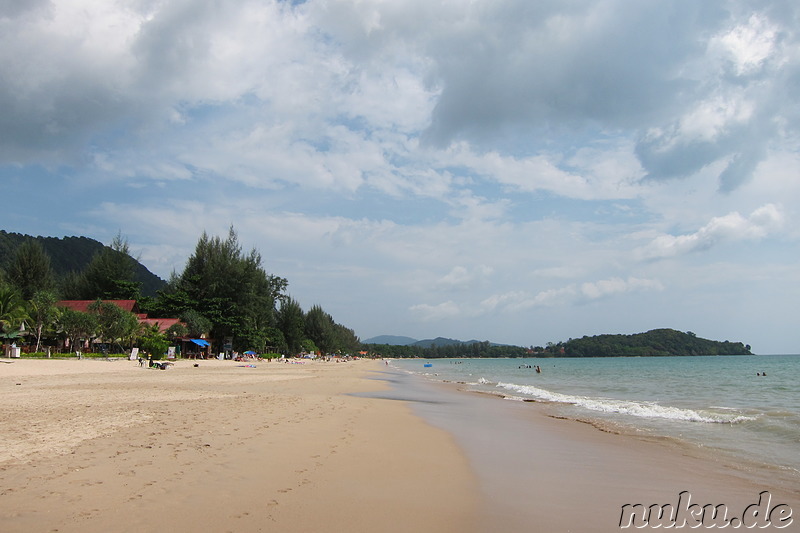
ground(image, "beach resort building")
xmin=55 ymin=299 xmax=208 ymax=356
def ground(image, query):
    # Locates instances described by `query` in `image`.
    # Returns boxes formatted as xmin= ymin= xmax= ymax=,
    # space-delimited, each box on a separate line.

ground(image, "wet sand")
xmin=368 ymin=366 xmax=800 ymax=532
xmin=0 ymin=358 xmax=479 ymax=533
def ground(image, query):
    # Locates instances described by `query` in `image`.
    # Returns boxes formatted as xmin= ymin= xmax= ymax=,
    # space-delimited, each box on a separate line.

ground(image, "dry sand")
xmin=3 ymin=357 xmax=797 ymax=533
xmin=0 ymin=358 xmax=479 ymax=533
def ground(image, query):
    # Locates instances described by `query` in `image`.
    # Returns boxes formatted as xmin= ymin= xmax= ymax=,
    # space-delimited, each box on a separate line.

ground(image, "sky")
xmin=1 ymin=0 xmax=799 ymax=353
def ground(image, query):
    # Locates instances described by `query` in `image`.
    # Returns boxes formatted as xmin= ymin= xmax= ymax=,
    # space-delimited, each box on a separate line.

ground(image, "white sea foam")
xmin=394 ymin=355 xmax=800 ymax=476
xmin=495 ymin=382 xmax=755 ymax=424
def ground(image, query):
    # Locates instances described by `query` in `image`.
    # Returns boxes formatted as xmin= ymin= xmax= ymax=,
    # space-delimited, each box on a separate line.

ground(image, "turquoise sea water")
xmin=392 ymin=355 xmax=800 ymax=476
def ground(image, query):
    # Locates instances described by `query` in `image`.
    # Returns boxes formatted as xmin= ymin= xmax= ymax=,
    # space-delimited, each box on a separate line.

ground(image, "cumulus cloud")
xmin=404 ymin=1 xmax=795 ymax=191
xmin=3 ymin=1 xmax=799 ymax=352
xmin=579 ymin=277 xmax=664 ymax=300
xmin=4 ymin=0 xmax=798 ymax=195
xmin=635 ymin=9 xmax=794 ymax=190
xmin=712 ymin=13 xmax=779 ymax=76
xmin=479 ymin=276 xmax=664 ymax=314
xmin=409 ymin=301 xmax=461 ymax=322
xmin=478 ymin=287 xmax=574 ymax=313
xmin=422 ymin=1 xmax=708 ymax=143
xmin=637 ymin=204 xmax=784 ymax=260
xmin=437 ymin=265 xmax=494 ymax=291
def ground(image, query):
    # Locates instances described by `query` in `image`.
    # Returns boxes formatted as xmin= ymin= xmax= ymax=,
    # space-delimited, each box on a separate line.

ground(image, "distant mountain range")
xmin=0 ymin=230 xmax=166 ymax=296
xmin=362 ymin=335 xmax=505 ymax=348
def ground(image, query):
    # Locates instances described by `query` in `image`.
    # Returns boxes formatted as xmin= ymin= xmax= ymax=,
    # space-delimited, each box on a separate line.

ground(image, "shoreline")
xmin=3 ymin=357 xmax=797 ymax=532
xmin=462 ymin=387 xmax=800 ymax=491
xmin=377 ymin=365 xmax=800 ymax=532
xmin=0 ymin=358 xmax=480 ymax=533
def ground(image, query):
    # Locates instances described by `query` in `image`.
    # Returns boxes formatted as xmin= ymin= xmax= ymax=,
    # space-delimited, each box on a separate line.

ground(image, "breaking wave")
xmin=495 ymin=382 xmax=755 ymax=424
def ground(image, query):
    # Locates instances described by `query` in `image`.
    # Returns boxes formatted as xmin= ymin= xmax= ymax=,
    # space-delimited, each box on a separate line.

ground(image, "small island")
xmin=363 ymin=329 xmax=752 ymax=358
xmin=547 ymin=328 xmax=752 ymax=357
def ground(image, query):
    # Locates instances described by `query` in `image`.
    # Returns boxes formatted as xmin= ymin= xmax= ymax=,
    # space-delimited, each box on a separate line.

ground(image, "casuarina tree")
xmin=172 ymin=227 xmax=287 ymax=352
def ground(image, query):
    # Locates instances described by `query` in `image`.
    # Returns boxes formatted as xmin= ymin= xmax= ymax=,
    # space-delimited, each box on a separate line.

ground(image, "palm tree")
xmin=0 ymin=286 xmax=28 ymax=347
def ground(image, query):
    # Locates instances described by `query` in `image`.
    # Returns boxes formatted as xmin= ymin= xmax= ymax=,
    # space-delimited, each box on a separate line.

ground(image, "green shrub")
xmin=84 ymin=352 xmax=128 ymax=359
xmin=18 ymin=351 xmax=130 ymax=359
xmin=21 ymin=352 xmax=71 ymax=358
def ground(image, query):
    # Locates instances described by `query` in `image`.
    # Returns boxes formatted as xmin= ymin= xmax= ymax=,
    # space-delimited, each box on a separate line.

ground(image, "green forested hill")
xmin=0 ymin=230 xmax=165 ymax=296
xmin=555 ymin=328 xmax=752 ymax=357
xmin=364 ymin=328 xmax=751 ymax=358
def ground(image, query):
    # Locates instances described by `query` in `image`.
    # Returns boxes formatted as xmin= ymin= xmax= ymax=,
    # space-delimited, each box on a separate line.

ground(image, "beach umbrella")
xmin=244 ymin=350 xmax=257 ymax=355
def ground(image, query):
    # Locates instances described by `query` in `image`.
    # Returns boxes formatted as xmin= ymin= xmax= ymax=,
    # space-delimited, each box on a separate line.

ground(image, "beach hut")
xmin=188 ymin=338 xmax=211 ymax=358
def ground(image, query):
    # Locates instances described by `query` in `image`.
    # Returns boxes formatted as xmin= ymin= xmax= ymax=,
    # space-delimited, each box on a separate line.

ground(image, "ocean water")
xmin=392 ymin=354 xmax=800 ymax=476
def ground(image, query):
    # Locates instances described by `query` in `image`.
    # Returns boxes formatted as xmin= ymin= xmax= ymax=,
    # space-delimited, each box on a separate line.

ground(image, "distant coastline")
xmin=363 ymin=328 xmax=752 ymax=358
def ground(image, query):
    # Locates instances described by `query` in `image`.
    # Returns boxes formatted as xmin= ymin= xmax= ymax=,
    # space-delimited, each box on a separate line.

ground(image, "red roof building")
xmin=56 ymin=300 xmax=181 ymax=333
xmin=138 ymin=317 xmax=183 ymax=333
xmin=57 ymin=300 xmax=140 ymax=314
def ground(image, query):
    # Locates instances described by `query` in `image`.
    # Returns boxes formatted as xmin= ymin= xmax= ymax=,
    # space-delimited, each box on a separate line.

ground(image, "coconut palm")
xmin=0 ymin=286 xmax=28 ymax=344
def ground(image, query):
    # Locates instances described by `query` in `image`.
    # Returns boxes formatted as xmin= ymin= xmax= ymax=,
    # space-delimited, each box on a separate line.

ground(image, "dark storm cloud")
xmin=423 ymin=1 xmax=725 ymax=145
xmin=0 ymin=1 xmax=142 ymax=164
xmin=414 ymin=0 xmax=798 ymax=190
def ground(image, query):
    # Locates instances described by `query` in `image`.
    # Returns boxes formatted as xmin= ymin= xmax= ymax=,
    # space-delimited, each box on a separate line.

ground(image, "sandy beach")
xmin=1 ymin=357 xmax=798 ymax=532
xmin=0 ymin=358 xmax=478 ymax=533
xmin=375 ymin=366 xmax=800 ymax=532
